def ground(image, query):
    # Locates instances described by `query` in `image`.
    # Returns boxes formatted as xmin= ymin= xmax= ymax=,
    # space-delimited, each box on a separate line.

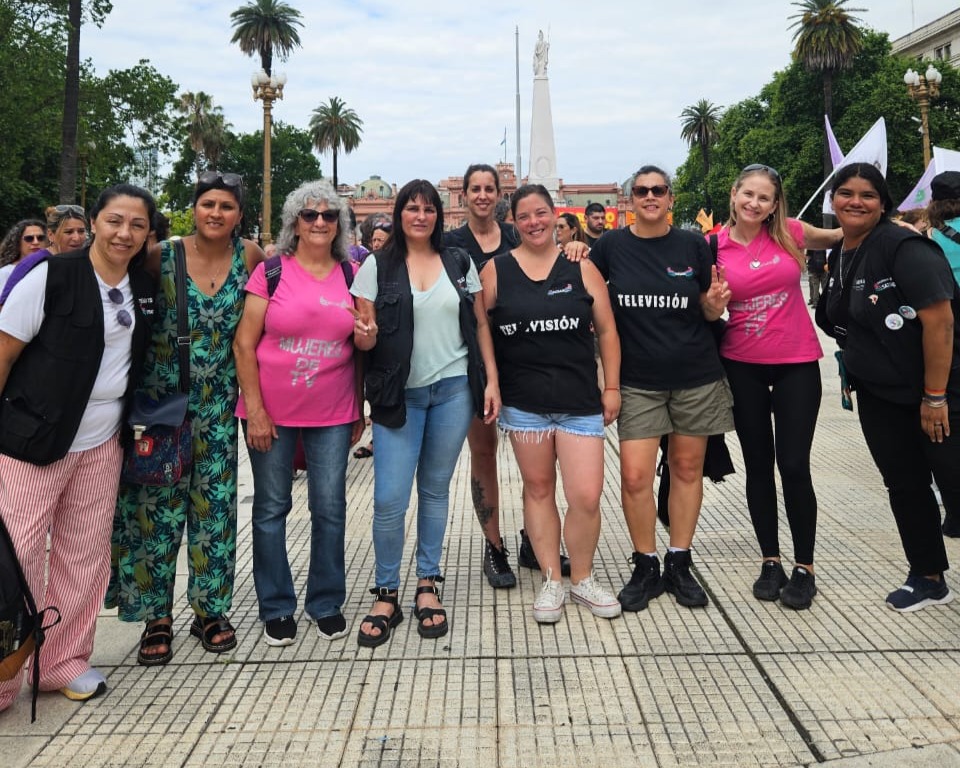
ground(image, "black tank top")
xmin=490 ymin=253 xmax=600 ymax=415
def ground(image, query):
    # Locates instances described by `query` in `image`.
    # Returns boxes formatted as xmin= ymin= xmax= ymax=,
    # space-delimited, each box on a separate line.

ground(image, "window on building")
xmin=935 ymin=46 xmax=944 ymax=60
xmin=946 ymin=43 xmax=952 ymax=59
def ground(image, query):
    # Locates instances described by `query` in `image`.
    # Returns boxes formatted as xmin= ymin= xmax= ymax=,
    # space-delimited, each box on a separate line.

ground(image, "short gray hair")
xmin=275 ymin=179 xmax=350 ymax=262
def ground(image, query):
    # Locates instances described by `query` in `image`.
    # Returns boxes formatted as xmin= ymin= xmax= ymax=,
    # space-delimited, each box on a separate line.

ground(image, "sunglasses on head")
xmin=55 ymin=204 xmax=85 ymax=217
xmin=107 ymin=288 xmax=133 ymax=329
xmin=632 ymin=185 xmax=670 ymax=198
xmin=197 ymin=171 xmax=243 ymax=189
xmin=298 ymin=209 xmax=340 ymax=224
xmin=373 ymin=221 xmax=392 ymax=232
xmin=742 ymin=164 xmax=781 ymax=181
xmin=22 ymin=234 xmax=46 ymax=243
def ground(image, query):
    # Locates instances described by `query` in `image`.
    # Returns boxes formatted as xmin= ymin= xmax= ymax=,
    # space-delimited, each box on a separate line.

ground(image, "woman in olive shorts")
xmin=590 ymin=165 xmax=734 ymax=611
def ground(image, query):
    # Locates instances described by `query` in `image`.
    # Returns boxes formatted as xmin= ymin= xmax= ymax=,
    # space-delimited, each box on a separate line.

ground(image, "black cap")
xmin=931 ymin=171 xmax=960 ymax=201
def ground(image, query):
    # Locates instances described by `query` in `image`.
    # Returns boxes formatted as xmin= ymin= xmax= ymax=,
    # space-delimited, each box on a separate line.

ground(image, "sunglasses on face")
xmin=197 ymin=171 xmax=243 ymax=189
xmin=298 ymin=209 xmax=340 ymax=224
xmin=632 ymin=185 xmax=670 ymax=198
xmin=107 ymin=288 xmax=133 ymax=328
xmin=742 ymin=164 xmax=781 ymax=181
xmin=22 ymin=234 xmax=47 ymax=243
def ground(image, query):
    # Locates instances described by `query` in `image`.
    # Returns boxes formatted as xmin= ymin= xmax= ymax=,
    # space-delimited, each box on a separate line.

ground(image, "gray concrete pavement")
xmin=3 ymin=321 xmax=960 ymax=767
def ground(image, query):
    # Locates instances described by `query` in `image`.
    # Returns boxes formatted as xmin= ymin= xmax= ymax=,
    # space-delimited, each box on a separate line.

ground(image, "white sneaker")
xmin=533 ymin=568 xmax=565 ymax=623
xmin=570 ymin=573 xmax=622 ymax=619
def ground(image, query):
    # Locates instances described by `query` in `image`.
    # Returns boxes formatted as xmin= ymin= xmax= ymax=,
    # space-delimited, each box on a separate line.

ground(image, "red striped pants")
xmin=0 ymin=435 xmax=121 ymax=711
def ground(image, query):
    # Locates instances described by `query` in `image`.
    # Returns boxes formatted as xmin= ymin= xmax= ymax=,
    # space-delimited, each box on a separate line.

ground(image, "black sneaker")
xmin=663 ymin=550 xmax=708 ymax=607
xmin=753 ymin=560 xmax=788 ymax=601
xmin=617 ymin=552 xmax=665 ymax=612
xmin=316 ymin=612 xmax=349 ymax=641
xmin=517 ymin=529 xmax=571 ymax=577
xmin=483 ymin=539 xmax=517 ymax=588
xmin=886 ymin=574 xmax=954 ymax=612
xmin=943 ymin=513 xmax=960 ymax=538
xmin=780 ymin=566 xmax=817 ymax=610
xmin=263 ymin=615 xmax=297 ymax=647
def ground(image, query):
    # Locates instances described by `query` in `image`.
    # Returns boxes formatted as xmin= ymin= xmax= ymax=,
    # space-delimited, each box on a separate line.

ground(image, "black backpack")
xmin=263 ymin=254 xmax=354 ymax=297
xmin=0 ymin=514 xmax=60 ymax=722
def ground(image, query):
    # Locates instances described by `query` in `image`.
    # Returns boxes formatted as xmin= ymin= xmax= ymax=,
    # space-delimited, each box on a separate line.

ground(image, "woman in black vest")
xmin=819 ymin=163 xmax=960 ymax=613
xmin=351 ymin=179 xmax=500 ymax=647
xmin=0 ymin=185 xmax=155 ymax=711
xmin=482 ymin=184 xmax=622 ymax=624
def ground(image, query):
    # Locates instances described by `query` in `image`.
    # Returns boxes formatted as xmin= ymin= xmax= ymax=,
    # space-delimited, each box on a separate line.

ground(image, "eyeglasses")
xmin=22 ymin=234 xmax=47 ymax=243
xmin=742 ymin=164 xmax=781 ymax=181
xmin=372 ymin=221 xmax=392 ymax=232
xmin=631 ymin=185 xmax=670 ymax=198
xmin=197 ymin=171 xmax=243 ymax=189
xmin=107 ymin=288 xmax=133 ymax=328
xmin=54 ymin=204 xmax=85 ymax=217
xmin=298 ymin=209 xmax=340 ymax=224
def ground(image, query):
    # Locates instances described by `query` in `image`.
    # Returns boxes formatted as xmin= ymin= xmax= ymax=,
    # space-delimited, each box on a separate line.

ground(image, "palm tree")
xmin=176 ymin=92 xmax=230 ymax=173
xmin=679 ymin=99 xmax=722 ymax=213
xmin=309 ymin=97 xmax=364 ymax=190
xmin=229 ymin=0 xmax=303 ymax=76
xmin=58 ymin=0 xmax=81 ymax=203
xmin=790 ymin=0 xmax=865 ymax=198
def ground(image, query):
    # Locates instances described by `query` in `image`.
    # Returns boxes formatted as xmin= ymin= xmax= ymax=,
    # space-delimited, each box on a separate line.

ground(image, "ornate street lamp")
xmin=251 ymin=69 xmax=287 ymax=245
xmin=904 ymin=64 xmax=942 ymax=169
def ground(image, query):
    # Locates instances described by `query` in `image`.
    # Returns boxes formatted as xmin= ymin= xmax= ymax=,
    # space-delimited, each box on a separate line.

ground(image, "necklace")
xmin=838 ymin=241 xmax=862 ymax=290
xmin=193 ymin=237 xmax=231 ymax=289
xmin=731 ymin=227 xmax=765 ymax=269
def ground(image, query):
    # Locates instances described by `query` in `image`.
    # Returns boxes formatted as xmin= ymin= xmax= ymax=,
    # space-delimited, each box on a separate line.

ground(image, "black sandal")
xmin=137 ymin=620 xmax=173 ymax=666
xmin=357 ymin=588 xmax=403 ymax=648
xmin=189 ymin=615 xmax=237 ymax=653
xmin=414 ymin=577 xmax=448 ymax=640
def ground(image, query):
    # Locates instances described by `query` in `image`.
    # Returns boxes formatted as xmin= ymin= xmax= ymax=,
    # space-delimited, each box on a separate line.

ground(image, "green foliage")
xmin=672 ymin=30 xmax=960 ymax=226
xmin=309 ymin=96 xmax=363 ymax=189
xmin=229 ymin=0 xmax=303 ymax=76
xmin=790 ymin=0 xmax=865 ymax=73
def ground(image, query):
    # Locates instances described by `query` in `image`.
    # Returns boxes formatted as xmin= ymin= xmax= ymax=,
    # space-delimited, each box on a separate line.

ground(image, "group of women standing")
xmin=2 ymin=154 xmax=958 ymax=718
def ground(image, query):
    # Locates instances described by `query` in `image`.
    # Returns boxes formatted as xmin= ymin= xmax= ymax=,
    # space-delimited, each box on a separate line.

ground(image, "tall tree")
xmin=309 ymin=97 xmax=363 ymax=189
xmin=790 ymin=0 xmax=865 ymax=219
xmin=229 ymin=0 xmax=302 ymax=76
xmin=176 ymin=91 xmax=229 ymax=173
xmin=679 ymin=99 xmax=722 ymax=214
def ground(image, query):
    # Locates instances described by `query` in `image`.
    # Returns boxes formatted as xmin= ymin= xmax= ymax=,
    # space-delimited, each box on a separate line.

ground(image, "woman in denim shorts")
xmin=481 ymin=184 xmax=622 ymax=624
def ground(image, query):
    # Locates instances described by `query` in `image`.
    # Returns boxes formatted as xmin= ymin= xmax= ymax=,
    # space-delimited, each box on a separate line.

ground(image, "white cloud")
xmin=84 ymin=0 xmax=956 ymax=187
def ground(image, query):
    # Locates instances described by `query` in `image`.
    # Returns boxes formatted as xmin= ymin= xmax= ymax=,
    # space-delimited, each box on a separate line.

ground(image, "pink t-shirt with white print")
xmin=236 ymin=255 xmax=359 ymax=426
xmin=716 ymin=218 xmax=823 ymax=364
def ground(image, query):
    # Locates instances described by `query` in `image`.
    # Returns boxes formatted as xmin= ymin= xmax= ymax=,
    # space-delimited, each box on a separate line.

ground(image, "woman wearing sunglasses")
xmin=590 ymin=165 xmax=734 ymax=613
xmin=716 ymin=164 xmax=840 ymax=610
xmin=109 ymin=171 xmax=265 ymax=665
xmin=234 ymin=180 xmax=364 ymax=646
xmin=0 ymin=219 xmax=48 ymax=296
xmin=0 ymin=185 xmax=155 ymax=711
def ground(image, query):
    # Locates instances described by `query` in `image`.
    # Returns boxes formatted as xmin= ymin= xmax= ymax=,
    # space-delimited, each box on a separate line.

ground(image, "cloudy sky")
xmin=84 ymin=1 xmax=957 ymax=187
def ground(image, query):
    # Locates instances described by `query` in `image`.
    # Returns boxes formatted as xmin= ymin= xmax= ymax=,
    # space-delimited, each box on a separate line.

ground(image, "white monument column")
xmin=527 ymin=30 xmax=560 ymax=198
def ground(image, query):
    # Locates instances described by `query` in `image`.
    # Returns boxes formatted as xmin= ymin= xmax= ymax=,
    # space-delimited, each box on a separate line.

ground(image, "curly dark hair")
xmin=0 ymin=219 xmax=47 ymax=268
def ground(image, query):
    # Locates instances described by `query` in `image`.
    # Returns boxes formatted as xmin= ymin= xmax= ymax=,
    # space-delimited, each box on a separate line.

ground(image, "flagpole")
xmin=798 ymin=166 xmax=840 ymax=219
xmin=515 ymin=26 xmax=522 ymax=180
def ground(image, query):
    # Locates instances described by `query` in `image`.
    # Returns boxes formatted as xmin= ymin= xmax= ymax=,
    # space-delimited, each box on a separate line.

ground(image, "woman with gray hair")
xmin=234 ymin=179 xmax=365 ymax=646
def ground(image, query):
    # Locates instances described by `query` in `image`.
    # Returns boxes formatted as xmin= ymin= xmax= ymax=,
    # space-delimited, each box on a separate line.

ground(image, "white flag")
xmin=822 ymin=118 xmax=887 ymax=214
xmin=899 ymin=146 xmax=960 ymax=211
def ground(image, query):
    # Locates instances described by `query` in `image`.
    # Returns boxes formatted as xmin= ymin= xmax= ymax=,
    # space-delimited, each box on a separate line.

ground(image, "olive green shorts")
xmin=617 ymin=379 xmax=735 ymax=441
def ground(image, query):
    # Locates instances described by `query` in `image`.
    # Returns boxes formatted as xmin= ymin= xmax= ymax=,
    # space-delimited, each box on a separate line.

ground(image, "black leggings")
xmin=856 ymin=386 xmax=957 ymax=576
xmin=723 ymin=359 xmax=822 ymax=564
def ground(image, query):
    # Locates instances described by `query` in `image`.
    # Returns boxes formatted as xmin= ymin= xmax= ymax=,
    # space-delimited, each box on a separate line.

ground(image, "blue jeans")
xmin=245 ymin=422 xmax=352 ymax=621
xmin=371 ymin=375 xmax=473 ymax=589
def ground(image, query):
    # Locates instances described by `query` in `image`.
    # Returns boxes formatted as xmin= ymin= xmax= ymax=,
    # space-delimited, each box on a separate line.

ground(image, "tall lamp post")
xmin=251 ymin=69 xmax=287 ymax=246
xmin=904 ymin=64 xmax=942 ymax=169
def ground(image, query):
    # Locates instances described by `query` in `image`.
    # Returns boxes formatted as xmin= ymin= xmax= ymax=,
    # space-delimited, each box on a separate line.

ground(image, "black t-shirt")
xmin=443 ymin=221 xmax=520 ymax=271
xmin=590 ymin=226 xmax=723 ymax=390
xmin=489 ymin=254 xmax=600 ymax=414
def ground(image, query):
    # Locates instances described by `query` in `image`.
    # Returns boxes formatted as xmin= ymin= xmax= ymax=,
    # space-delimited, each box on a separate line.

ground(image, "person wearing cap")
xmin=928 ymin=171 xmax=960 ymax=288
xmin=108 ymin=171 xmax=265 ymax=665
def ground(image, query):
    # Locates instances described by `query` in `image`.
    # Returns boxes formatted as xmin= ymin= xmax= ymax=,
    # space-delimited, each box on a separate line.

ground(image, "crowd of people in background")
xmin=1 ymin=160 xmax=958 ymax=717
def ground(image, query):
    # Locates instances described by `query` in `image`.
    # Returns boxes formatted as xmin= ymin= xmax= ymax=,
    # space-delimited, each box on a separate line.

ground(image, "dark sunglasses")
xmin=22 ymin=234 xmax=47 ymax=243
xmin=632 ymin=185 xmax=670 ymax=198
xmin=372 ymin=221 xmax=392 ymax=232
xmin=197 ymin=171 xmax=243 ymax=189
xmin=55 ymin=204 xmax=85 ymax=217
xmin=107 ymin=288 xmax=133 ymax=328
xmin=742 ymin=164 xmax=781 ymax=181
xmin=298 ymin=209 xmax=340 ymax=224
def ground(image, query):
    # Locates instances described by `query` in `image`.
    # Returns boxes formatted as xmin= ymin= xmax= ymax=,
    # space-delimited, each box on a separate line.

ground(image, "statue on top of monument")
xmin=533 ymin=30 xmax=549 ymax=77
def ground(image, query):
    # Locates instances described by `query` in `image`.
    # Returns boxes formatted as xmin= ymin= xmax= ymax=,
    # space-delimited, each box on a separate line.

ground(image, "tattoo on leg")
xmin=471 ymin=477 xmax=495 ymax=530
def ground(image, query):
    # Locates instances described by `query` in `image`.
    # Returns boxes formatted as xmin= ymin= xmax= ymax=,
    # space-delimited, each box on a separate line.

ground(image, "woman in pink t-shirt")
xmin=716 ymin=164 xmax=839 ymax=610
xmin=234 ymin=180 xmax=364 ymax=647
